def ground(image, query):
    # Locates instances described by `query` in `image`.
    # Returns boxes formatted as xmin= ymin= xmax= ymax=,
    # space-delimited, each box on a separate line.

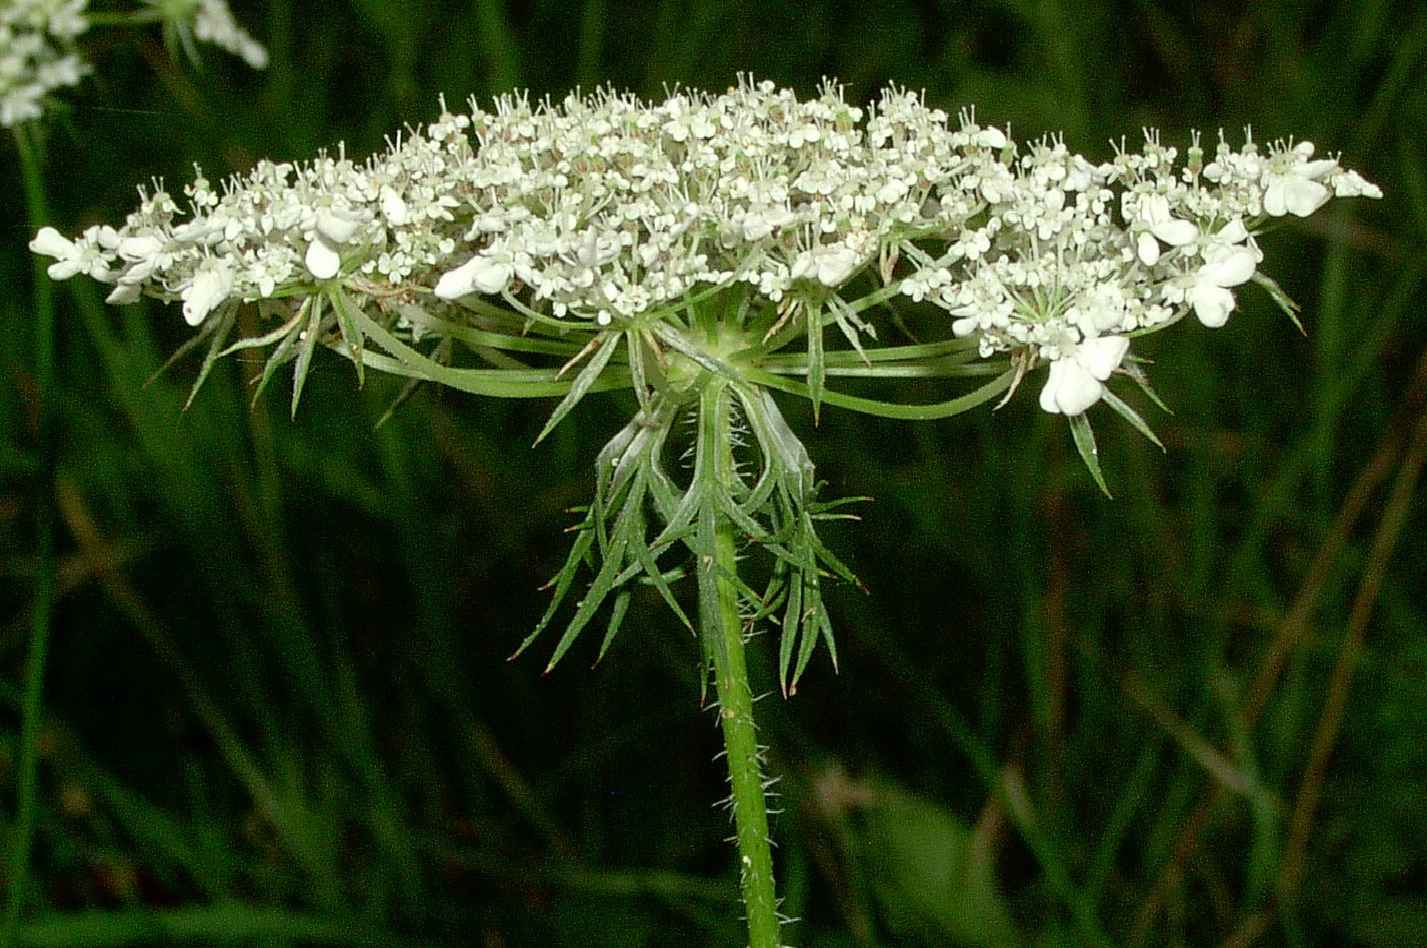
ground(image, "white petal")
xmin=471 ymin=260 xmax=513 ymax=294
xmin=1078 ymin=336 xmax=1130 ymax=380
xmin=1264 ymin=177 xmax=1330 ymax=217
xmin=1190 ymin=284 xmax=1235 ymax=328
xmin=316 ymin=211 xmax=360 ymax=244
xmin=977 ymin=127 xmax=1007 ymax=149
xmin=182 ymin=267 xmax=234 ymax=326
xmin=434 ymin=257 xmax=482 ymax=299
xmin=1139 ymin=193 xmax=1171 ymax=223
xmin=816 ymin=248 xmax=860 ymax=287
xmin=1137 ymin=232 xmax=1161 ymax=266
xmin=876 ymin=179 xmax=909 ymax=204
xmin=1332 ymin=170 xmax=1382 ymax=199
xmin=29 ymin=227 xmax=74 ymax=260
xmin=91 ymin=226 xmax=122 ymax=250
xmin=1216 ymin=218 xmax=1249 ymax=244
xmin=305 ymin=240 xmax=342 ymax=280
xmin=379 ymin=186 xmax=409 ymax=225
xmin=1151 ymin=218 xmax=1198 ymax=246
xmin=1200 ymin=246 xmax=1257 ymax=289
xmin=118 ymin=235 xmax=163 ymax=260
xmin=1285 ymin=178 xmax=1330 ymax=217
xmin=789 ymin=252 xmax=816 ymax=283
xmin=434 ymin=256 xmax=512 ymax=299
xmin=123 ymin=257 xmax=160 ymax=283
xmin=1039 ymin=359 xmax=1103 ymax=415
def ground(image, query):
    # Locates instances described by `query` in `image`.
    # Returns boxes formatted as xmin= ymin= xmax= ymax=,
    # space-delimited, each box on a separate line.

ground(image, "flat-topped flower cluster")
xmin=31 ymin=78 xmax=1379 ymax=415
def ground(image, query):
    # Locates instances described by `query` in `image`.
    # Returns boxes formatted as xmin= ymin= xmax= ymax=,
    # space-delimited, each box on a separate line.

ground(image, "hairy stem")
xmin=698 ymin=380 xmax=780 ymax=948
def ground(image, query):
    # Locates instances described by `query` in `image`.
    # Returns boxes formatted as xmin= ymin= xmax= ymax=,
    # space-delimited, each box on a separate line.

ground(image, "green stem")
xmin=6 ymin=127 xmax=57 ymax=948
xmin=698 ymin=381 xmax=781 ymax=948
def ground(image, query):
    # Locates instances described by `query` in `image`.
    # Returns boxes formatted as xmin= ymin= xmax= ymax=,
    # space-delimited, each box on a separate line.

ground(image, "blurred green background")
xmin=3 ymin=1 xmax=1424 ymax=945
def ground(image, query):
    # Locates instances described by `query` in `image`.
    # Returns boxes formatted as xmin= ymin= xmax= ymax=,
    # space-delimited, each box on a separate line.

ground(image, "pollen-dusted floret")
xmin=30 ymin=80 xmax=1380 ymax=417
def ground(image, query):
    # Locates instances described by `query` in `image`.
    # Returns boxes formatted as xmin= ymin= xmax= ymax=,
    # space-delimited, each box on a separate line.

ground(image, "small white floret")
xmin=816 ymin=247 xmax=861 ymax=287
xmin=305 ymin=240 xmax=342 ymax=280
xmin=316 ymin=210 xmax=361 ymax=245
xmin=379 ymin=186 xmax=410 ymax=225
xmin=29 ymin=227 xmax=78 ymax=277
xmin=182 ymin=264 xmax=235 ymax=326
xmin=1264 ymin=176 xmax=1330 ymax=217
xmin=1039 ymin=336 xmax=1130 ymax=415
xmin=434 ymin=255 xmax=513 ymax=299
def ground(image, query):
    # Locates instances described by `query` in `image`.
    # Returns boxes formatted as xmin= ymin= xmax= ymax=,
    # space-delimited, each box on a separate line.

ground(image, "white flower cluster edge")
xmin=31 ymin=78 xmax=1380 ymax=416
xmin=2 ymin=0 xmax=266 ymax=128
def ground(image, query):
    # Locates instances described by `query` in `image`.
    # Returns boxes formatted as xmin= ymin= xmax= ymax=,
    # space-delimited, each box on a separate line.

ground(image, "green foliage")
xmin=3 ymin=1 xmax=1425 ymax=946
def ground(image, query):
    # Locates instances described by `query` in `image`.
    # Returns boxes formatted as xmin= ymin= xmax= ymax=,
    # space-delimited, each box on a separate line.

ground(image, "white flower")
xmin=1131 ymin=193 xmax=1198 ymax=266
xmin=379 ymin=186 xmax=410 ymax=225
xmin=435 ymin=255 xmax=514 ymax=299
xmin=29 ymin=226 xmax=110 ymax=280
xmin=1165 ymin=219 xmax=1259 ymax=328
xmin=29 ymin=80 xmax=1381 ymax=421
xmin=1262 ymin=141 xmax=1337 ymax=217
xmin=791 ymin=244 xmax=862 ymax=288
xmin=315 ymin=209 xmax=361 ymax=244
xmin=1039 ymin=336 xmax=1130 ymax=415
xmin=1 ymin=0 xmax=92 ymax=128
xmin=305 ymin=240 xmax=342 ymax=280
xmin=1331 ymin=169 xmax=1383 ymax=200
xmin=191 ymin=0 xmax=269 ymax=69
xmin=181 ymin=262 xmax=235 ymax=325
xmin=1187 ymin=245 xmax=1256 ymax=327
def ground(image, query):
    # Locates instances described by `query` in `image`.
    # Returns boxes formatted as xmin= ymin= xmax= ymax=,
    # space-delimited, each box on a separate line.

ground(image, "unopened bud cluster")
xmin=31 ymin=78 xmax=1379 ymax=415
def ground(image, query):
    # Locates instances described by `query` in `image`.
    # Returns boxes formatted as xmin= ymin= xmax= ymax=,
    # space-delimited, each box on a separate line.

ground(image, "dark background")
xmin=3 ymin=1 xmax=1424 ymax=945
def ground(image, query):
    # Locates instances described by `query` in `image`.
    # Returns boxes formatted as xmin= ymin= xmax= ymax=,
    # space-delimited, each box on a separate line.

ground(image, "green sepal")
xmin=511 ymin=512 xmax=597 ymax=661
xmin=1252 ymin=272 xmax=1305 ymax=334
xmin=373 ymin=339 xmax=450 ymax=429
xmin=745 ymin=365 xmax=1014 ymax=421
xmin=534 ymin=331 xmax=621 ymax=445
xmin=626 ymin=328 xmax=654 ymax=415
xmin=179 ymin=305 xmax=238 ymax=411
xmin=249 ymin=312 xmax=305 ymax=406
xmin=215 ymin=308 xmax=302 ymax=361
xmin=344 ymin=304 xmax=628 ymax=397
xmin=403 ymin=302 xmax=587 ymax=358
xmin=541 ymin=515 xmax=632 ymax=671
xmin=1069 ymin=412 xmax=1112 ymax=498
xmin=777 ymin=573 xmax=806 ymax=696
xmin=1121 ymin=358 xmax=1173 ymax=415
xmin=616 ymin=524 xmax=693 ymax=631
xmin=1101 ymin=388 xmax=1165 ymax=451
xmin=807 ymin=300 xmax=825 ymax=421
xmin=328 ymin=286 xmax=368 ymax=387
xmin=289 ymin=294 xmax=326 ymax=419
xmin=597 ymin=590 xmax=633 ymax=665
xmin=651 ymin=322 xmax=740 ymax=381
xmin=828 ymin=294 xmax=875 ymax=365
xmin=515 ymin=396 xmax=695 ymax=670
xmin=692 ymin=386 xmax=732 ymax=675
